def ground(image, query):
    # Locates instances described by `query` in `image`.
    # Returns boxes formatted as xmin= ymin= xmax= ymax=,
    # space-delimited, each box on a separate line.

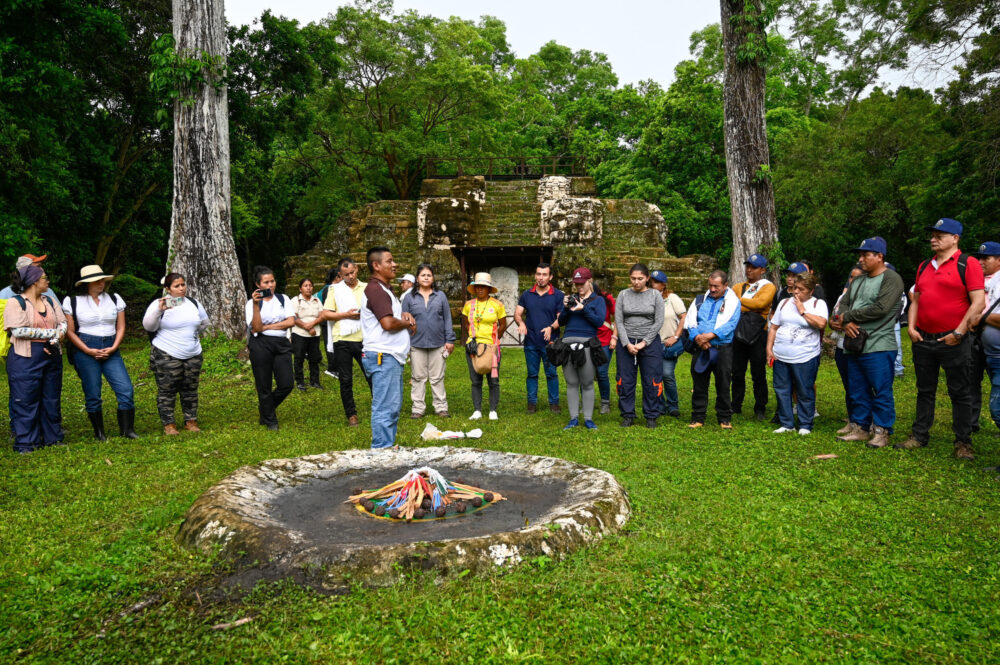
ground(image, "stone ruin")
xmin=286 ymin=175 xmax=716 ymax=338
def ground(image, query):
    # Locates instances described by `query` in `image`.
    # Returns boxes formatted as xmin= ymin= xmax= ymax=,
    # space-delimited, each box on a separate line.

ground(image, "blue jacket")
xmin=688 ymin=289 xmax=741 ymax=346
xmin=558 ymin=293 xmax=607 ymax=338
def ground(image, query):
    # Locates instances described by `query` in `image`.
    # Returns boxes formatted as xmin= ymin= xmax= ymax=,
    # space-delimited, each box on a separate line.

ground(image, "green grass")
xmin=2 ymin=336 xmax=999 ymax=663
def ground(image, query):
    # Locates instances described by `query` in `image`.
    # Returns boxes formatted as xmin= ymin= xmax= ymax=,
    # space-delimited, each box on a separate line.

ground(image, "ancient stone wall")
xmin=285 ymin=176 xmax=715 ymax=327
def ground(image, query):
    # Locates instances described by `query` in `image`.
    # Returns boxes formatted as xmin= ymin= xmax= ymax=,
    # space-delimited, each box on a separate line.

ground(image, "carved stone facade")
xmin=286 ymin=176 xmax=715 ymax=324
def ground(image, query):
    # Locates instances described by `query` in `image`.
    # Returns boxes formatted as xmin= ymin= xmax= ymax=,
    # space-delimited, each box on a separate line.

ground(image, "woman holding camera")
xmin=612 ymin=263 xmax=665 ymax=428
xmin=64 ymin=265 xmax=138 ymax=440
xmin=558 ymin=267 xmax=606 ymax=430
xmin=245 ymin=265 xmax=295 ymax=431
xmin=142 ymin=273 xmax=209 ymax=435
xmin=5 ymin=265 xmax=67 ymax=453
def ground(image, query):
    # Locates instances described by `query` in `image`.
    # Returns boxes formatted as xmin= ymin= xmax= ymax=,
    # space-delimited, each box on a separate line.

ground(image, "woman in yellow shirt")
xmin=462 ymin=273 xmax=508 ymax=421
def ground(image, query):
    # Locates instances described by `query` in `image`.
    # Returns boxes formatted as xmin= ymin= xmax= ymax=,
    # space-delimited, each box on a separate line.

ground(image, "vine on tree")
xmin=149 ymin=34 xmax=227 ymax=127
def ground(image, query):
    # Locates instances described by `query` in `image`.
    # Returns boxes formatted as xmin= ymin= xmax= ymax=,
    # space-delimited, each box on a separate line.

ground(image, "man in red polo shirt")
xmin=900 ymin=218 xmax=985 ymax=459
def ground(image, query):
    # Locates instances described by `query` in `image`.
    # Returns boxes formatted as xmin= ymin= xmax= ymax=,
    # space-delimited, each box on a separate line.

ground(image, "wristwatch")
xmin=953 ymin=331 xmax=964 ymax=340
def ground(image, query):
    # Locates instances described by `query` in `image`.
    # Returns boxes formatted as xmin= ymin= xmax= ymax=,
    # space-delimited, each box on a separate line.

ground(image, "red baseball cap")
xmin=571 ymin=267 xmax=592 ymax=284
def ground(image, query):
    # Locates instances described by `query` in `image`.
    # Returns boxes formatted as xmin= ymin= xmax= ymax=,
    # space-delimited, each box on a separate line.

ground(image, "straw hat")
xmin=75 ymin=264 xmax=115 ymax=286
xmin=466 ymin=272 xmax=497 ymax=294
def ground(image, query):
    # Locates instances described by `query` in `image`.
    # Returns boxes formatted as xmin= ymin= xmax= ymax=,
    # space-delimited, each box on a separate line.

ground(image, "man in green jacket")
xmin=830 ymin=237 xmax=905 ymax=448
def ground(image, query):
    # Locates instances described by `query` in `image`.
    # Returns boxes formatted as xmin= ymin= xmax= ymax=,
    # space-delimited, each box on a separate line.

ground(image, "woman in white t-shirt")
xmin=766 ymin=273 xmax=829 ymax=435
xmin=245 ymin=265 xmax=295 ymax=431
xmin=64 ymin=264 xmax=138 ymax=440
xmin=142 ymin=273 xmax=210 ymax=435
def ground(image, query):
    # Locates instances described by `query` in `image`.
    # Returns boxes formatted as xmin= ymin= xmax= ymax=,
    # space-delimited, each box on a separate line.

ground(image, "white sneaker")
xmin=798 ymin=428 xmax=811 ymax=436
xmin=488 ymin=411 xmax=498 ymax=421
xmin=773 ymin=427 xmax=793 ymax=434
xmin=813 ymin=409 xmax=820 ymax=418
xmin=469 ymin=410 xmax=482 ymax=420
xmin=324 ymin=370 xmax=339 ymax=379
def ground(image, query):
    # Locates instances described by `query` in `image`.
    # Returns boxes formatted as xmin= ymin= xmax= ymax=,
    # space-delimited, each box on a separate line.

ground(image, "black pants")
xmin=321 ymin=323 xmax=336 ymax=372
xmin=912 ymin=337 xmax=974 ymax=444
xmin=334 ymin=340 xmax=371 ymax=417
xmin=615 ymin=337 xmax=664 ymax=419
xmin=970 ymin=345 xmax=987 ymax=430
xmin=731 ymin=334 xmax=768 ymax=415
xmin=291 ymin=334 xmax=322 ymax=385
xmin=466 ymin=352 xmax=500 ymax=412
xmin=249 ymin=334 xmax=293 ymax=426
xmin=691 ymin=344 xmax=734 ymax=424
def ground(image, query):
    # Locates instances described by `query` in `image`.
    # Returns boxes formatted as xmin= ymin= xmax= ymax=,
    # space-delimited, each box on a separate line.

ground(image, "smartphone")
xmin=164 ymin=297 xmax=185 ymax=308
xmin=258 ymin=288 xmax=273 ymax=298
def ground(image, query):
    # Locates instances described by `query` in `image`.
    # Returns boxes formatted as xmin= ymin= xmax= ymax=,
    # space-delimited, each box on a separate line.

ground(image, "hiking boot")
xmin=836 ymin=422 xmax=856 ymax=435
xmin=866 ymin=426 xmax=890 ymax=448
xmin=309 ymin=381 xmax=323 ymax=390
xmin=620 ymin=417 xmax=634 ymax=427
xmin=410 ymin=412 xmax=423 ymax=419
xmin=755 ymin=412 xmax=767 ymax=422
xmin=436 ymin=410 xmax=451 ymax=418
xmin=549 ymin=403 xmax=561 ymax=414
xmin=645 ymin=418 xmax=657 ymax=429
xmin=836 ymin=423 xmax=869 ymax=442
xmin=526 ymin=403 xmax=537 ymax=414
xmin=296 ymin=383 xmax=307 ymax=391
xmin=347 ymin=414 xmax=360 ymax=427
xmin=720 ymin=422 xmax=733 ymax=430
xmin=954 ymin=441 xmax=975 ymax=460
xmin=688 ymin=422 xmax=704 ymax=429
xmin=600 ymin=400 xmax=611 ymax=415
xmin=893 ymin=436 xmax=927 ymax=450
xmin=163 ymin=423 xmax=180 ymax=436
xmin=184 ymin=420 xmax=201 ymax=432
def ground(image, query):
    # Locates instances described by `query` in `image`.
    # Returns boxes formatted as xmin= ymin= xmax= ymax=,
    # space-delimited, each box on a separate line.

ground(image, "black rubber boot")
xmin=117 ymin=409 xmax=139 ymax=439
xmin=88 ymin=410 xmax=107 ymax=441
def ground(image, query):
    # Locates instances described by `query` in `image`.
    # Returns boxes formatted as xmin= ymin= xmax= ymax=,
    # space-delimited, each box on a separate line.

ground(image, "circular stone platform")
xmin=176 ymin=446 xmax=630 ymax=591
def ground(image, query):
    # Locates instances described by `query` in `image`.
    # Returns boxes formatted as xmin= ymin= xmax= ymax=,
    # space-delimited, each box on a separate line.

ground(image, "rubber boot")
xmin=88 ymin=410 xmax=107 ymax=442
xmin=117 ymin=409 xmax=139 ymax=439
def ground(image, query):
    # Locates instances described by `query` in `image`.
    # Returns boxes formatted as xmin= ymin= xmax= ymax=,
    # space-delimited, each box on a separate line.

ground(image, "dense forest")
xmin=1 ymin=0 xmax=998 ymax=296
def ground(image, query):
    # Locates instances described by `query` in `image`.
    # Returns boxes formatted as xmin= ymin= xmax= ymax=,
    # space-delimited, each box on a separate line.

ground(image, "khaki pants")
xmin=410 ymin=346 xmax=448 ymax=415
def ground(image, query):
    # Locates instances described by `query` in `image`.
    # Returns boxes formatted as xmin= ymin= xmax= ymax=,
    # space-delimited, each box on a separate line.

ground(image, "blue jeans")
xmin=985 ymin=355 xmax=1000 ymax=428
xmin=845 ymin=350 xmax=896 ymax=432
xmin=772 ymin=356 xmax=820 ymax=430
xmin=362 ymin=352 xmax=403 ymax=449
xmin=595 ymin=345 xmax=612 ymax=401
xmin=658 ymin=357 xmax=679 ymax=414
xmin=73 ymin=333 xmax=134 ymax=412
xmin=7 ymin=343 xmax=63 ymax=451
xmin=524 ymin=344 xmax=559 ymax=405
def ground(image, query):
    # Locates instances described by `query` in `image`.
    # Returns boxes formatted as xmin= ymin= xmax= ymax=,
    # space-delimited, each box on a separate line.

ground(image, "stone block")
xmin=541 ymin=198 xmax=604 ymax=245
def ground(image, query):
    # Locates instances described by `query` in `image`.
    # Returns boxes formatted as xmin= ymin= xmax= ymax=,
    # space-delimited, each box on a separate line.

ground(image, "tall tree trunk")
xmin=168 ymin=0 xmax=245 ymax=337
xmin=721 ymin=0 xmax=779 ymax=282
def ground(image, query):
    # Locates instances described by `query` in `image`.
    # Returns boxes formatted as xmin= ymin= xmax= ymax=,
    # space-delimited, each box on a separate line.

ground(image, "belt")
xmin=917 ymin=328 xmax=954 ymax=340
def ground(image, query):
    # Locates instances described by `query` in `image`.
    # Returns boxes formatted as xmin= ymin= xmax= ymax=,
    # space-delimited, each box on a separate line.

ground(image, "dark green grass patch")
xmin=2 ymin=337 xmax=999 ymax=663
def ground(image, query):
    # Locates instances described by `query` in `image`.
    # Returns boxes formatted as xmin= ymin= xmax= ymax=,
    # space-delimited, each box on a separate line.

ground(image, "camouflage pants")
xmin=150 ymin=346 xmax=203 ymax=425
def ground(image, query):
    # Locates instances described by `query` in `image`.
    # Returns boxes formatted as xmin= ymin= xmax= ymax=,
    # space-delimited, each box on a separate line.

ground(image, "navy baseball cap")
xmin=975 ymin=241 xmax=1000 ymax=257
xmin=784 ymin=262 xmax=808 ymax=274
xmin=744 ymin=253 xmax=768 ymax=269
xmin=847 ymin=236 xmax=888 ymax=256
xmin=926 ymin=218 xmax=963 ymax=235
xmin=650 ymin=270 xmax=668 ymax=284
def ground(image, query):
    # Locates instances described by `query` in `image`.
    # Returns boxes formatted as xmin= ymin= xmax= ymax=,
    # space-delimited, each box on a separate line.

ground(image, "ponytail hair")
xmin=9 ymin=269 xmax=25 ymax=295
xmin=163 ymin=272 xmax=184 ymax=291
xmin=252 ymin=265 xmax=274 ymax=287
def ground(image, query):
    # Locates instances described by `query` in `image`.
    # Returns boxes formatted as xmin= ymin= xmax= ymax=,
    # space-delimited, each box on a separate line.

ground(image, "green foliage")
xmin=148 ymin=34 xmax=227 ymax=128
xmin=2 ymin=340 xmax=1000 ymax=662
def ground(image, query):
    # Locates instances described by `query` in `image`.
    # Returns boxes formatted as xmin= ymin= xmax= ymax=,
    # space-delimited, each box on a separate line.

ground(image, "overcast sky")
xmin=225 ymin=1 xmax=722 ymax=87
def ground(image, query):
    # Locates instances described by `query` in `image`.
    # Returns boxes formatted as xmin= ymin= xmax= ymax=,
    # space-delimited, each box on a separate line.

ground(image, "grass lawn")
xmin=2 ymin=336 xmax=999 ymax=664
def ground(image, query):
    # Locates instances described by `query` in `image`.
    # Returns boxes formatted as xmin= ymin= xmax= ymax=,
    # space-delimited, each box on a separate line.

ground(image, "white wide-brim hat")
xmin=466 ymin=272 xmax=497 ymax=294
xmin=75 ymin=264 xmax=115 ymax=286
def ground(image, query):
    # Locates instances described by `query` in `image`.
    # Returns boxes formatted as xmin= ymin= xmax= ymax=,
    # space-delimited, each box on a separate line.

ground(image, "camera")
xmin=164 ymin=297 xmax=185 ymax=309
xmin=565 ymin=294 xmax=582 ymax=308
xmin=258 ymin=288 xmax=273 ymax=298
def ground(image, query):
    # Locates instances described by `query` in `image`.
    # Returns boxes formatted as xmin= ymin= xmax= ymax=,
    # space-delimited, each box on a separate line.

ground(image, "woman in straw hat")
xmin=461 ymin=272 xmax=507 ymax=421
xmin=63 ymin=264 xmax=138 ymax=440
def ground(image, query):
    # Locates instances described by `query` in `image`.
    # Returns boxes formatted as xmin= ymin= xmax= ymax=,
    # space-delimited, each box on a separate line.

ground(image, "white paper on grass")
xmin=420 ymin=423 xmax=482 ymax=440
